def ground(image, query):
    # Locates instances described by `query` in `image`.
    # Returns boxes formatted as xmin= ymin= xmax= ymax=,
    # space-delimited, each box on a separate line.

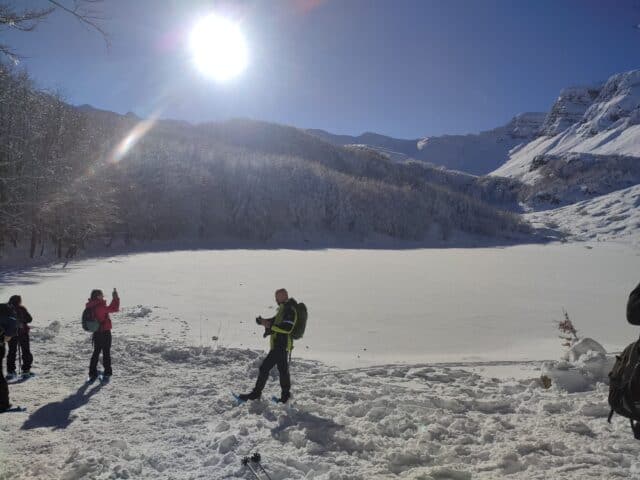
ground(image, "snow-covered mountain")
xmin=490 ymin=69 xmax=640 ymax=240
xmin=307 ymin=112 xmax=546 ymax=175
xmin=493 ymin=71 xmax=640 ymax=196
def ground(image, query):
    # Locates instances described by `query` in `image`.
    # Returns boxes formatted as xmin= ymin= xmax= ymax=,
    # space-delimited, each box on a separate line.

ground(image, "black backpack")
xmin=81 ymin=307 xmax=100 ymax=332
xmin=0 ymin=303 xmax=18 ymax=338
xmin=608 ymin=338 xmax=640 ymax=439
xmin=628 ymin=282 xmax=640 ymax=325
xmin=291 ymin=302 xmax=308 ymax=340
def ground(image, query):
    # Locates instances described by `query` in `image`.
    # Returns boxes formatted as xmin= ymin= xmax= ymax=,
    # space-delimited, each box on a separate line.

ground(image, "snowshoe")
xmin=272 ymin=392 xmax=291 ymax=404
xmin=237 ymin=391 xmax=261 ymax=402
xmin=0 ymin=404 xmax=26 ymax=413
xmin=232 ymin=392 xmax=247 ymax=404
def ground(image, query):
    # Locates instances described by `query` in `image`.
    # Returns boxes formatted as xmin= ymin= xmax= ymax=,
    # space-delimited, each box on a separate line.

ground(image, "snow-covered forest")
xmin=0 ymin=67 xmax=529 ymax=262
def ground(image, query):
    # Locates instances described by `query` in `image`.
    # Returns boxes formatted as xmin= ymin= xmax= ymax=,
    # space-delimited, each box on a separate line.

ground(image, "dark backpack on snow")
xmin=0 ymin=303 xmax=18 ymax=338
xmin=291 ymin=302 xmax=308 ymax=340
xmin=82 ymin=307 xmax=100 ymax=332
xmin=608 ymin=337 xmax=640 ymax=439
xmin=628 ymin=282 xmax=640 ymax=325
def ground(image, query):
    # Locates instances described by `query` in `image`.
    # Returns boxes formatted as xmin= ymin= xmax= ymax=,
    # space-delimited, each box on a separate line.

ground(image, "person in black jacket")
xmin=6 ymin=295 xmax=34 ymax=380
xmin=628 ymin=282 xmax=640 ymax=325
xmin=0 ymin=303 xmax=17 ymax=411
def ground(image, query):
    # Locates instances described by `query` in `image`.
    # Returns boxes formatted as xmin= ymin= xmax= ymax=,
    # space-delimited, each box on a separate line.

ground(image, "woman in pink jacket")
xmin=86 ymin=288 xmax=119 ymax=381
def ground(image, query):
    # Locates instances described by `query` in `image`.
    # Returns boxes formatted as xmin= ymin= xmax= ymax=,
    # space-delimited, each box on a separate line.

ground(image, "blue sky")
xmin=3 ymin=0 xmax=640 ymax=138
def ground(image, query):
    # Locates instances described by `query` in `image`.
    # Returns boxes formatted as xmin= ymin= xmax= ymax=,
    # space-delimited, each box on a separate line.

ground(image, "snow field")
xmin=2 ymin=245 xmax=639 ymax=368
xmin=0 ymin=246 xmax=639 ymax=478
xmin=3 ymin=325 xmax=640 ymax=479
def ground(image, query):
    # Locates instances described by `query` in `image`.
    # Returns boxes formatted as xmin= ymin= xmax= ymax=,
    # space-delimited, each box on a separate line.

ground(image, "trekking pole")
xmin=241 ymin=456 xmax=263 ymax=480
xmin=251 ymin=453 xmax=273 ymax=480
xmin=17 ymin=341 xmax=22 ymax=377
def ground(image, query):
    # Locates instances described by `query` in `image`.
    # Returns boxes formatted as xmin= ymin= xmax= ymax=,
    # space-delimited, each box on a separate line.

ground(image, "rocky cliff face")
xmin=540 ymin=85 xmax=602 ymax=136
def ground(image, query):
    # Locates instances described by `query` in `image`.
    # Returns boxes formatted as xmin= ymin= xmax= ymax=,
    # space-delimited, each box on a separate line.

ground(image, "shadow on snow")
xmin=21 ymin=382 xmax=103 ymax=430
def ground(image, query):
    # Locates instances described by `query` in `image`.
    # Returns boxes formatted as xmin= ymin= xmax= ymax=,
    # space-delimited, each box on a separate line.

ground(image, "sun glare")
xmin=190 ymin=14 xmax=248 ymax=82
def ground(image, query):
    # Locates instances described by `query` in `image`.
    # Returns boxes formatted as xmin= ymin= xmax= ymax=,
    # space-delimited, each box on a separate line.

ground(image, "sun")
xmin=189 ymin=14 xmax=248 ymax=82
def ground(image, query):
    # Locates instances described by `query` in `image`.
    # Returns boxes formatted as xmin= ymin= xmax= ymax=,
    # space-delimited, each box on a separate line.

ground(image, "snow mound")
xmin=542 ymin=338 xmax=615 ymax=393
xmin=30 ymin=320 xmax=61 ymax=342
xmin=123 ymin=305 xmax=153 ymax=319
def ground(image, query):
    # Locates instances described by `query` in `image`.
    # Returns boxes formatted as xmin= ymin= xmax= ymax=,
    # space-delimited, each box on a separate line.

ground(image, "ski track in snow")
xmin=2 ymin=322 xmax=640 ymax=479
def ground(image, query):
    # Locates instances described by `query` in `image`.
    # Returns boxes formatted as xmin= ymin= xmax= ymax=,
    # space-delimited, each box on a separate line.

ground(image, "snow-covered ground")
xmin=1 ymin=245 xmax=640 ymax=479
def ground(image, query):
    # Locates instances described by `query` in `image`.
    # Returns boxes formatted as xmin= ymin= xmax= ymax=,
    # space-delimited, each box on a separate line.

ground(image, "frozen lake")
xmin=1 ymin=242 xmax=639 ymax=367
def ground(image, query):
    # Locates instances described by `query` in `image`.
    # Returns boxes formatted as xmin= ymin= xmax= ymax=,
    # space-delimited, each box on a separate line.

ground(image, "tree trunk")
xmin=29 ymin=227 xmax=37 ymax=259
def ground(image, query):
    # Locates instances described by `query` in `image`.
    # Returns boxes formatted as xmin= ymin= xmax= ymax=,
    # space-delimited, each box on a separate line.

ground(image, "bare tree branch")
xmin=0 ymin=5 xmax=55 ymax=32
xmin=46 ymin=0 xmax=110 ymax=49
xmin=0 ymin=1 xmax=109 ymax=61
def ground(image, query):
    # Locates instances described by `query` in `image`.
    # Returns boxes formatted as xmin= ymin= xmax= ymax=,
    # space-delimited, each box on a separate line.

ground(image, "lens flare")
xmin=109 ymin=112 xmax=160 ymax=164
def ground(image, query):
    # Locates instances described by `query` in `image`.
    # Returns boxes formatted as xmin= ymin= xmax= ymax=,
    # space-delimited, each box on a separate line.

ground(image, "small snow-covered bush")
xmin=541 ymin=338 xmax=615 ymax=393
xmin=31 ymin=320 xmax=61 ymax=342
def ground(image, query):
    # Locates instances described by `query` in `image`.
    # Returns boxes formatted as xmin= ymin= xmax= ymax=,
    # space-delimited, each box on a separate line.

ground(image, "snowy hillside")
xmin=307 ymin=112 xmax=546 ymax=175
xmin=525 ymin=184 xmax=640 ymax=242
xmin=415 ymin=112 xmax=546 ymax=175
xmin=0 ymin=66 xmax=533 ymax=265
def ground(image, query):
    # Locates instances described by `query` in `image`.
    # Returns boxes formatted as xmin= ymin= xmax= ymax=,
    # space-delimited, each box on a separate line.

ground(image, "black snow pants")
xmin=253 ymin=347 xmax=290 ymax=396
xmin=7 ymin=332 xmax=33 ymax=373
xmin=0 ymin=343 xmax=9 ymax=409
xmin=89 ymin=331 xmax=112 ymax=378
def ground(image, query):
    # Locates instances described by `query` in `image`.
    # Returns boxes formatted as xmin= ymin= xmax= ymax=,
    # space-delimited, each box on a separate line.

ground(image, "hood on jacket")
xmin=86 ymin=298 xmax=106 ymax=309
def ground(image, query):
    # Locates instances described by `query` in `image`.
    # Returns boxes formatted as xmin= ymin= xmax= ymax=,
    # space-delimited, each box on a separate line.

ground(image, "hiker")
xmin=627 ymin=281 xmax=640 ymax=326
xmin=607 ymin=281 xmax=640 ymax=438
xmin=6 ymin=295 xmax=34 ymax=380
xmin=86 ymin=288 xmax=119 ymax=381
xmin=0 ymin=303 xmax=18 ymax=412
xmin=238 ymin=288 xmax=298 ymax=403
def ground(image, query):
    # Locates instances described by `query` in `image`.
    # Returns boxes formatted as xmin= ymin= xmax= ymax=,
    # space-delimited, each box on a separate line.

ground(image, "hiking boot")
xmin=279 ymin=392 xmax=291 ymax=404
xmin=5 ymin=372 xmax=16 ymax=381
xmin=238 ymin=391 xmax=261 ymax=401
xmin=21 ymin=371 xmax=34 ymax=379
